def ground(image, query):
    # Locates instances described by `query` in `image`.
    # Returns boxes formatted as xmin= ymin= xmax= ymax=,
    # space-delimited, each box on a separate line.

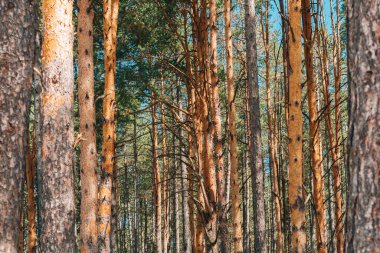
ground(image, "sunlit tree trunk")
xmin=77 ymin=0 xmax=98 ymax=251
xmin=152 ymin=93 xmax=163 ymax=253
xmin=0 ymin=0 xmax=37 ymax=251
xmin=328 ymin=1 xmax=344 ymax=251
xmin=209 ymin=0 xmax=229 ymax=251
xmin=244 ymin=0 xmax=267 ymax=252
xmin=301 ymin=1 xmax=327 ymax=252
xmin=199 ymin=1 xmax=218 ymax=251
xmin=224 ymin=0 xmax=243 ymax=251
xmin=98 ymin=0 xmax=119 ymax=251
xmin=287 ymin=0 xmax=306 ymax=251
xmin=316 ymin=10 xmax=344 ymax=252
xmin=183 ymin=8 xmax=194 ymax=252
xmin=161 ymin=77 xmax=169 ymax=253
xmin=40 ymin=0 xmax=75 ymax=251
xmin=346 ymin=1 xmax=380 ymax=252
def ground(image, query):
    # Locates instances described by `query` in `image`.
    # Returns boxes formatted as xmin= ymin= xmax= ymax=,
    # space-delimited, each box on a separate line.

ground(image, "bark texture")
xmin=77 ymin=0 xmax=98 ymax=251
xmin=244 ymin=0 xmax=267 ymax=252
xmin=346 ymin=1 xmax=380 ymax=252
xmin=40 ymin=0 xmax=76 ymax=251
xmin=0 ymin=1 xmax=37 ymax=251
xmin=287 ymin=0 xmax=306 ymax=252
xmin=209 ymin=0 xmax=229 ymax=251
xmin=98 ymin=0 xmax=119 ymax=251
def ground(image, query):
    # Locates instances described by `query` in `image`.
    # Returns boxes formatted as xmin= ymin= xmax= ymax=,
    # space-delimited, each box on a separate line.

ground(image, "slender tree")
xmin=98 ymin=0 xmax=119 ymax=251
xmin=346 ymin=1 xmax=380 ymax=252
xmin=209 ymin=0 xmax=229 ymax=251
xmin=287 ymin=0 xmax=306 ymax=251
xmin=152 ymin=92 xmax=163 ymax=253
xmin=40 ymin=0 xmax=76 ymax=251
xmin=161 ymin=78 xmax=169 ymax=253
xmin=224 ymin=0 xmax=243 ymax=251
xmin=301 ymin=0 xmax=327 ymax=252
xmin=77 ymin=0 xmax=98 ymax=251
xmin=244 ymin=0 xmax=267 ymax=252
xmin=262 ymin=1 xmax=283 ymax=251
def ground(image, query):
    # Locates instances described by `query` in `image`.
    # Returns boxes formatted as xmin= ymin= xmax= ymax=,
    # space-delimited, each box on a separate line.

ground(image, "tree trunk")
xmin=209 ymin=0 xmax=229 ymax=251
xmin=0 ymin=0 xmax=37 ymax=251
xmin=287 ymin=0 xmax=306 ymax=251
xmin=152 ymin=93 xmax=163 ymax=253
xmin=27 ymin=137 xmax=37 ymax=253
xmin=224 ymin=0 xmax=243 ymax=251
xmin=316 ymin=12 xmax=344 ymax=252
xmin=346 ymin=1 xmax=380 ymax=252
xmin=40 ymin=0 xmax=76 ymax=251
xmin=301 ymin=0 xmax=327 ymax=252
xmin=98 ymin=0 xmax=119 ymax=251
xmin=244 ymin=0 xmax=267 ymax=252
xmin=77 ymin=0 xmax=98 ymax=251
xmin=161 ymin=78 xmax=169 ymax=253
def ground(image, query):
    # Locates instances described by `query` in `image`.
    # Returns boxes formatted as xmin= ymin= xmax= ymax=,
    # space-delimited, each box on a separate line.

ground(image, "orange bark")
xmin=77 ymin=0 xmax=98 ymax=251
xmin=152 ymin=93 xmax=163 ymax=253
xmin=98 ymin=0 xmax=119 ymax=251
xmin=224 ymin=0 xmax=243 ymax=251
xmin=161 ymin=77 xmax=169 ymax=253
xmin=302 ymin=0 xmax=327 ymax=252
xmin=287 ymin=0 xmax=306 ymax=251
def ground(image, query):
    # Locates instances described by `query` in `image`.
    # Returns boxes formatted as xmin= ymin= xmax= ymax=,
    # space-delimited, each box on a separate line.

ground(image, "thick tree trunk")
xmin=346 ymin=1 xmax=380 ymax=252
xmin=287 ymin=0 xmax=306 ymax=252
xmin=77 ymin=0 xmax=98 ymax=251
xmin=98 ymin=0 xmax=119 ymax=251
xmin=301 ymin=1 xmax=327 ymax=252
xmin=244 ymin=0 xmax=267 ymax=252
xmin=224 ymin=0 xmax=243 ymax=252
xmin=40 ymin=0 xmax=76 ymax=251
xmin=0 ymin=0 xmax=37 ymax=251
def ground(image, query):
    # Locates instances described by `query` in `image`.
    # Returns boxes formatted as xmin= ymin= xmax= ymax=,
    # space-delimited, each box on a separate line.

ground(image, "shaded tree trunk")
xmin=0 ymin=0 xmax=37 ymax=251
xmin=346 ymin=1 xmax=380 ymax=252
xmin=27 ymin=137 xmax=37 ymax=253
xmin=244 ymin=0 xmax=267 ymax=252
